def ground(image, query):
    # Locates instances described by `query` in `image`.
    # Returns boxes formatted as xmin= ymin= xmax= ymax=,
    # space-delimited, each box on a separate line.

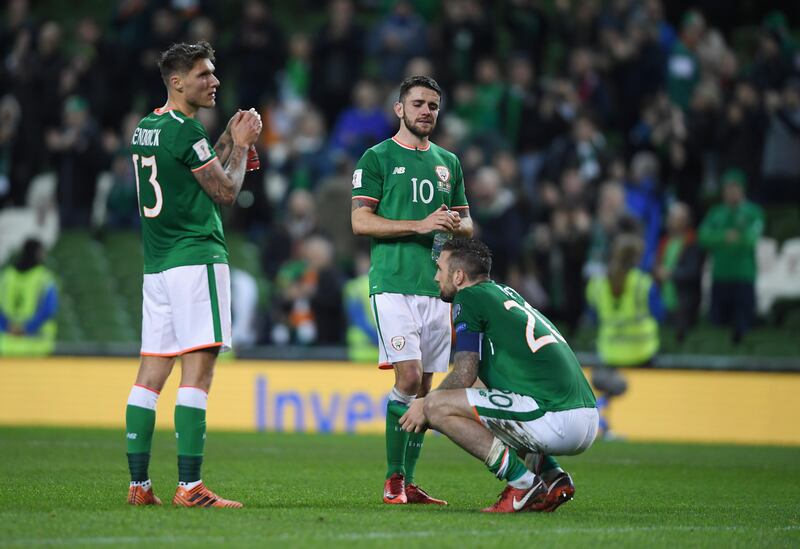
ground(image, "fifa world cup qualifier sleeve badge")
xmin=435 ymin=166 xmax=451 ymax=193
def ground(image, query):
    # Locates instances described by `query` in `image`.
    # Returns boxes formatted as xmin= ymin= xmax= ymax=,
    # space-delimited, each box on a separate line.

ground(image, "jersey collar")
xmin=391 ymin=136 xmax=431 ymax=151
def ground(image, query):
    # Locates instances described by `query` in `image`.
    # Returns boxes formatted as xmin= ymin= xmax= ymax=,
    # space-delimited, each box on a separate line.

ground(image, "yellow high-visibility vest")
xmin=0 ymin=265 xmax=57 ymax=356
xmin=586 ymin=269 xmax=659 ymax=367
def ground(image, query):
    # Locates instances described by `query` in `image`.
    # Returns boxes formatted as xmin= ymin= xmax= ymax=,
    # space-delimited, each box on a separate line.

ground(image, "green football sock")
xmin=175 ymin=404 xmax=206 ymax=483
xmin=487 ymin=443 xmax=528 ymax=482
xmin=385 ymin=400 xmax=410 ymax=479
xmin=404 ymin=431 xmax=425 ymax=485
xmin=125 ymin=385 xmax=159 ymax=482
xmin=541 ymin=455 xmax=561 ymax=473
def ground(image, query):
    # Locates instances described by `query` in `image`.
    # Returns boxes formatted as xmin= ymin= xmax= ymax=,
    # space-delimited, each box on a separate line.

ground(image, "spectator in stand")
xmin=655 ymin=202 xmax=704 ymax=344
xmin=231 ymin=0 xmax=286 ymax=107
xmin=45 ymin=95 xmax=106 ymax=227
xmin=585 ymin=181 xmax=640 ymax=278
xmin=369 ymin=0 xmax=428 ymax=84
xmin=0 ymin=94 xmax=21 ymax=206
xmin=717 ymin=80 xmax=766 ymax=195
xmin=543 ymin=111 xmax=606 ymax=186
xmin=503 ymin=0 xmax=549 ymax=72
xmin=666 ymin=10 xmax=704 ymax=111
xmin=548 ymin=204 xmax=592 ymax=335
xmin=272 ymin=235 xmax=344 ymax=345
xmin=760 ymin=79 xmax=800 ymax=204
xmin=625 ymin=151 xmax=663 ymax=271
xmin=569 ymin=47 xmax=612 ymax=126
xmin=469 ymin=166 xmax=523 ymax=283
xmin=0 ymin=238 xmax=58 ymax=356
xmin=329 ymin=80 xmax=393 ymax=163
xmin=310 ymin=0 xmax=364 ymax=127
xmin=699 ymin=169 xmax=764 ymax=344
xmin=437 ymin=0 xmax=496 ymax=86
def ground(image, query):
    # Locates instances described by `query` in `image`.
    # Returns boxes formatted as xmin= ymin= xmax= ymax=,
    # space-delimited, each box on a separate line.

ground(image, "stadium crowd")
xmin=1 ymin=0 xmax=798 ymax=350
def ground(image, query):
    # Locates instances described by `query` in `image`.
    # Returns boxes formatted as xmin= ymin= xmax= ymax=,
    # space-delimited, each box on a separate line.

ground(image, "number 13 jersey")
xmin=352 ymin=137 xmax=469 ymax=297
xmin=131 ymin=107 xmax=228 ymax=274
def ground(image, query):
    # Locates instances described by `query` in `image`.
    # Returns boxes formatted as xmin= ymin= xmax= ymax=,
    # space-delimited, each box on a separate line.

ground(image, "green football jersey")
xmin=453 ymin=280 xmax=596 ymax=412
xmin=131 ymin=108 xmax=228 ymax=274
xmin=352 ymin=137 xmax=469 ymax=296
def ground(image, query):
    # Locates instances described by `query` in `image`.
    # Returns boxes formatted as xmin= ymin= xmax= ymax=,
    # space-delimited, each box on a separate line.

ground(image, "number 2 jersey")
xmin=453 ymin=280 xmax=596 ymax=412
xmin=131 ymin=107 xmax=228 ymax=274
xmin=352 ymin=137 xmax=469 ymax=297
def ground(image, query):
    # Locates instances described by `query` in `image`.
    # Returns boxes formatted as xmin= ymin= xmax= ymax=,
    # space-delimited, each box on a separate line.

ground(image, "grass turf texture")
xmin=0 ymin=427 xmax=798 ymax=548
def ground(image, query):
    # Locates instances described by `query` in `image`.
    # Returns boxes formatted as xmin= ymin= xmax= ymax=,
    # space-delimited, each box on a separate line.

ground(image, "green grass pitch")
xmin=0 ymin=427 xmax=798 ymax=548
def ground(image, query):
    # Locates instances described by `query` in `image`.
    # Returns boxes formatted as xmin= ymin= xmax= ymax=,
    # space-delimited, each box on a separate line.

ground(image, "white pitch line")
xmin=6 ymin=525 xmax=798 ymax=546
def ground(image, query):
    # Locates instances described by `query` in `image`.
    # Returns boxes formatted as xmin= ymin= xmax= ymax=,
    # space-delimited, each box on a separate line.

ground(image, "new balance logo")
xmin=126 ymin=433 xmax=138 ymax=440
xmin=392 ymin=166 xmax=406 ymax=174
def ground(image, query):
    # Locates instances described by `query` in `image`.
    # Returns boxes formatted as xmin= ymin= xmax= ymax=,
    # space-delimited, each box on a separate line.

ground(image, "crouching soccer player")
xmin=125 ymin=41 xmax=262 ymax=508
xmin=400 ymin=238 xmax=598 ymax=512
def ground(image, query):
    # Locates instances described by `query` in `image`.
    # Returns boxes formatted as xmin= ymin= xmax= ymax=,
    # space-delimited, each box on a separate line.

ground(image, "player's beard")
xmin=439 ymin=286 xmax=456 ymax=303
xmin=403 ymin=113 xmax=435 ymax=138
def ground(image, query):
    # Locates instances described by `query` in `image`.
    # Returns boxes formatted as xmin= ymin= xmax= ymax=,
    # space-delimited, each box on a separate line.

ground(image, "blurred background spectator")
xmin=586 ymin=233 xmax=663 ymax=438
xmin=699 ymin=169 xmax=764 ymax=344
xmin=0 ymin=238 xmax=58 ymax=356
xmin=0 ymin=0 xmax=798 ymax=356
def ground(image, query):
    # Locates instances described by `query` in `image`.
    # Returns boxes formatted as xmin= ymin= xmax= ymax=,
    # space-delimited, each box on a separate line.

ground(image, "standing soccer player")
xmin=401 ymin=238 xmax=598 ymax=513
xmin=351 ymin=75 xmax=472 ymax=505
xmin=125 ymin=41 xmax=262 ymax=508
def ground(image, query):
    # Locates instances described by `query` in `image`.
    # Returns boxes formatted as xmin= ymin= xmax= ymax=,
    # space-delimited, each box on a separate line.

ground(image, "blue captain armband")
xmin=454 ymin=323 xmax=481 ymax=353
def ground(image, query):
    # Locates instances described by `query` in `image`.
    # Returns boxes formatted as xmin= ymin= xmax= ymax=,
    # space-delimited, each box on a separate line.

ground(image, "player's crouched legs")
xmin=523 ymin=407 xmax=599 ymax=512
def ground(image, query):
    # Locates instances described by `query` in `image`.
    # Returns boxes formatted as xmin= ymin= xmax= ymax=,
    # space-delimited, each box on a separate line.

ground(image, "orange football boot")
xmin=127 ymin=485 xmax=162 ymax=506
xmin=383 ymin=473 xmax=407 ymax=504
xmin=172 ymin=483 xmax=243 ymax=508
xmin=405 ymin=484 xmax=447 ymax=505
xmin=481 ymin=479 xmax=547 ymax=513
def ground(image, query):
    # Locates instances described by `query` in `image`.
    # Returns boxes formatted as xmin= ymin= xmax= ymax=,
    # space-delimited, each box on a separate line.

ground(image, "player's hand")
xmin=399 ymin=398 xmax=428 ymax=433
xmin=223 ymin=110 xmax=246 ymax=137
xmin=230 ymin=108 xmax=262 ymax=148
xmin=416 ymin=204 xmax=456 ymax=235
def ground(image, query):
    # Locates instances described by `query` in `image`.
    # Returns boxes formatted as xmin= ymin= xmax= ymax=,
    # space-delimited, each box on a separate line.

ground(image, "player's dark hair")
xmin=442 ymin=238 xmax=492 ymax=279
xmin=158 ymin=41 xmax=215 ymax=85
xmin=399 ymin=75 xmax=442 ymax=102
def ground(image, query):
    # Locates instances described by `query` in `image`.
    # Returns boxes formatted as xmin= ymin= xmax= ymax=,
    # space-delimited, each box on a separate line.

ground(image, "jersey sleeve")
xmin=453 ymin=291 xmax=484 ymax=335
xmin=450 ymin=158 xmax=469 ymax=209
xmin=351 ymin=148 xmax=383 ymax=204
xmin=174 ymin=120 xmax=218 ymax=172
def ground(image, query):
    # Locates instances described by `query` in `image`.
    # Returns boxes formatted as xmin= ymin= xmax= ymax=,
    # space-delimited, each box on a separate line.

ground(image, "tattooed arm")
xmin=192 ymin=145 xmax=248 ymax=206
xmin=194 ymin=111 xmax=260 ymax=206
xmin=213 ymin=130 xmax=234 ymax=165
xmin=437 ymin=351 xmax=480 ymax=390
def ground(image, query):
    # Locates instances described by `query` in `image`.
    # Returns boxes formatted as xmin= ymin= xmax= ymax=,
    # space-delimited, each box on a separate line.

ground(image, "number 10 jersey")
xmin=131 ymin=107 xmax=228 ymax=274
xmin=352 ymin=137 xmax=469 ymax=297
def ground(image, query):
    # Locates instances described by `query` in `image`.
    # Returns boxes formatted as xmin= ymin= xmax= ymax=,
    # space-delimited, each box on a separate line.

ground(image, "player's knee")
xmin=395 ymin=368 xmax=422 ymax=394
xmin=423 ymin=392 xmax=444 ymax=425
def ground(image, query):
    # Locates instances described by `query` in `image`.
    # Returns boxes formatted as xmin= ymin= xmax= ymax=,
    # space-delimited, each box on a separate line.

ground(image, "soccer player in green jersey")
xmin=401 ymin=238 xmax=598 ymax=513
xmin=351 ymin=76 xmax=473 ymax=505
xmin=124 ymin=41 xmax=262 ymax=508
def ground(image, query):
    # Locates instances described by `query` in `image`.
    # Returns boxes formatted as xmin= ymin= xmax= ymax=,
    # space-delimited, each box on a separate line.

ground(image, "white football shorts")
xmin=466 ymin=388 xmax=598 ymax=456
xmin=371 ymin=293 xmax=451 ymax=373
xmin=141 ymin=263 xmax=232 ymax=356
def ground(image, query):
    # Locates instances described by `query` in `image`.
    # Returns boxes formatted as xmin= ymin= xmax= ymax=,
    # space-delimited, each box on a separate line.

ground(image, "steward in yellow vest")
xmin=0 ymin=239 xmax=58 ymax=356
xmin=585 ymin=234 xmax=662 ymax=438
xmin=343 ymin=273 xmax=379 ymax=363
